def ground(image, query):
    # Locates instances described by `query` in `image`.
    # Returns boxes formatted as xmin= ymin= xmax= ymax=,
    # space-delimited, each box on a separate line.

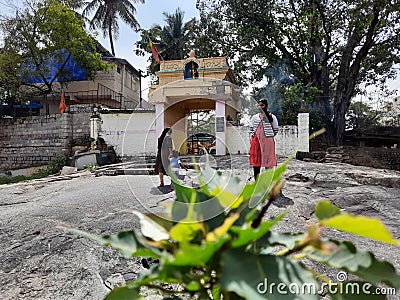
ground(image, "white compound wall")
xmin=100 ymin=112 xmax=309 ymax=158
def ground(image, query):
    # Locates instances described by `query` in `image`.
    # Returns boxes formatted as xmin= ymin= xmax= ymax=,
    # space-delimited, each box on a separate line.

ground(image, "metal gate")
xmin=187 ymin=110 xmax=216 ymax=155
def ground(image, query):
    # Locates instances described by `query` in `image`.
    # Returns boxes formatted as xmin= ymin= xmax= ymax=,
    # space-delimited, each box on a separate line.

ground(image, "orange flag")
xmin=59 ymin=90 xmax=67 ymax=114
xmin=149 ymin=41 xmax=161 ymax=63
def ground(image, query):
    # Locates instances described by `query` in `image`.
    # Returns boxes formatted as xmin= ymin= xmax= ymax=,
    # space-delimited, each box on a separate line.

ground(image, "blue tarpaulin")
xmin=22 ymin=50 xmax=87 ymax=84
xmin=1 ymin=101 xmax=43 ymax=109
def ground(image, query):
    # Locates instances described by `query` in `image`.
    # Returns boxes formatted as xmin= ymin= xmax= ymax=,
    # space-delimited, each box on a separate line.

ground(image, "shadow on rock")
xmin=273 ymin=194 xmax=294 ymax=208
xmin=150 ymin=185 xmax=174 ymax=195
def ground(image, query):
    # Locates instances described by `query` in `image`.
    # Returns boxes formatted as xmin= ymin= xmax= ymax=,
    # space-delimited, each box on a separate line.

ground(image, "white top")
xmin=250 ymin=113 xmax=279 ymax=137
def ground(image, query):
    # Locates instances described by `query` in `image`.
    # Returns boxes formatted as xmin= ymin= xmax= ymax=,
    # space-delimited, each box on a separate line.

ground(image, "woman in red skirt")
xmin=249 ymin=99 xmax=279 ymax=179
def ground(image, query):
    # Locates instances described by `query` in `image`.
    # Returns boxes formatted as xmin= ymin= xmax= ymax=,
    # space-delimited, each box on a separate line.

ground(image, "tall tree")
xmin=135 ymin=8 xmax=195 ymax=76
xmin=0 ymin=0 xmax=108 ymax=98
xmin=196 ymin=0 xmax=400 ymax=144
xmin=82 ymin=0 xmax=144 ymax=57
xmin=0 ymin=49 xmax=22 ymax=105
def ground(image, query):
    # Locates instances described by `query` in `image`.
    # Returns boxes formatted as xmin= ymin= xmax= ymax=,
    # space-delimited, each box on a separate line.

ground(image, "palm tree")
xmin=153 ymin=8 xmax=196 ymax=61
xmin=82 ymin=0 xmax=144 ymax=56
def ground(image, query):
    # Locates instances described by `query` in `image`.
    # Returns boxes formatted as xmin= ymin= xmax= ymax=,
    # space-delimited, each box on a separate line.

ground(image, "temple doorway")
xmin=187 ymin=110 xmax=216 ymax=155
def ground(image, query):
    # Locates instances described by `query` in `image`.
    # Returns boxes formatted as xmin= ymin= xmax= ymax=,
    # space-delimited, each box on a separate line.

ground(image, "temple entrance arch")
xmin=158 ymin=95 xmax=219 ymax=155
xmin=149 ymin=55 xmax=241 ymax=155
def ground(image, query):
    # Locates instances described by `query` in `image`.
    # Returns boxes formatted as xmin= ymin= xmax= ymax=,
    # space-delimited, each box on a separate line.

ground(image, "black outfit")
xmin=154 ymin=135 xmax=172 ymax=175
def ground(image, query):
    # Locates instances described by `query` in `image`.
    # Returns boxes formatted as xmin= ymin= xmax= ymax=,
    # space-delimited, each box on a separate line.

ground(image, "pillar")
xmin=215 ymin=100 xmax=226 ymax=155
xmin=155 ymin=103 xmax=165 ymax=141
xmin=298 ymin=113 xmax=309 ymax=152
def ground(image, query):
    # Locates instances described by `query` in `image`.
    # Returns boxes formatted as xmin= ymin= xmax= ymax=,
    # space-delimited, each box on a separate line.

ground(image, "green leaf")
xmin=172 ymin=180 xmax=213 ymax=222
xmin=173 ymin=177 xmax=227 ymax=230
xmin=305 ymin=240 xmax=400 ymax=288
xmin=165 ymin=238 xmax=227 ymax=266
xmin=69 ymin=228 xmax=162 ymax=258
xmin=315 ymin=200 xmax=341 ymax=220
xmin=211 ymin=285 xmax=222 ymax=300
xmin=170 ymin=221 xmax=203 ymax=243
xmin=135 ymin=263 xmax=194 ymax=287
xmin=170 ymin=192 xmax=205 ymax=243
xmin=321 ymin=214 xmax=400 ymax=246
xmin=264 ymin=232 xmax=307 ymax=250
xmin=207 ymin=212 xmax=240 ymax=242
xmin=100 ymin=231 xmax=161 ymax=258
xmin=240 ymin=162 xmax=287 ymax=208
xmin=200 ymin=165 xmax=246 ymax=208
xmin=315 ymin=201 xmax=400 ymax=245
xmin=132 ymin=211 xmax=170 ymax=241
xmin=143 ymin=212 xmax=175 ymax=231
xmin=187 ymin=281 xmax=201 ymax=292
xmin=229 ymin=212 xmax=286 ymax=248
xmin=221 ymin=250 xmax=319 ymax=300
xmin=104 ymin=285 xmax=143 ymax=300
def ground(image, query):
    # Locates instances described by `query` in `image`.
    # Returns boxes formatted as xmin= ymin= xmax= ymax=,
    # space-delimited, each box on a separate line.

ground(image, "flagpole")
xmin=144 ymin=31 xmax=164 ymax=63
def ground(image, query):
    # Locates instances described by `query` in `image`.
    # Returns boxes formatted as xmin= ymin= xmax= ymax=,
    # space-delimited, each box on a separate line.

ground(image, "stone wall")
xmin=1 ymin=109 xmax=310 ymax=170
xmin=345 ymin=147 xmax=400 ymax=171
xmin=298 ymin=146 xmax=400 ymax=171
xmin=0 ymin=105 xmax=92 ymax=171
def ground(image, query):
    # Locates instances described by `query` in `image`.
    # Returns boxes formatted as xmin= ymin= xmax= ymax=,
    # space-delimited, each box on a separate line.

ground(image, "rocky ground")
xmin=0 ymin=156 xmax=399 ymax=299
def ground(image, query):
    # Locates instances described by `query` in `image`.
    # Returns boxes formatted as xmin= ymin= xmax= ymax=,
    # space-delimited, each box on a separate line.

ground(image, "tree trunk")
xmin=309 ymin=1 xmax=332 ymax=140
xmin=333 ymin=5 xmax=380 ymax=145
xmin=333 ymin=95 xmax=348 ymax=145
xmin=109 ymin=23 xmax=115 ymax=57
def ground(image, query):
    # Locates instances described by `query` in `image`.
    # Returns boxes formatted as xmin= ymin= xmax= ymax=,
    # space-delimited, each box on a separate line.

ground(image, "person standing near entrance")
xmin=249 ymin=98 xmax=279 ymax=179
xmin=155 ymin=128 xmax=174 ymax=187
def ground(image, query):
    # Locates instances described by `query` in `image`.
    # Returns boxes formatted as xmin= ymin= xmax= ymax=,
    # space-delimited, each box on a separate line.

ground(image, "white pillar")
xmin=120 ymin=64 xmax=125 ymax=93
xmin=90 ymin=117 xmax=101 ymax=150
xmin=297 ymin=113 xmax=309 ymax=152
xmin=215 ymin=100 xmax=226 ymax=155
xmin=155 ymin=103 xmax=165 ymax=140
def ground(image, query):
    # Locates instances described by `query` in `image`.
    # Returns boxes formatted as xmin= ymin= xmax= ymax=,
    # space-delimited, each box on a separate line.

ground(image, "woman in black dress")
xmin=154 ymin=128 xmax=173 ymax=187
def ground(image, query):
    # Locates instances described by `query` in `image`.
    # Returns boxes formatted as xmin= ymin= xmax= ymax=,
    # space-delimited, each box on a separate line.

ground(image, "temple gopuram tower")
xmin=149 ymin=51 xmax=241 ymax=155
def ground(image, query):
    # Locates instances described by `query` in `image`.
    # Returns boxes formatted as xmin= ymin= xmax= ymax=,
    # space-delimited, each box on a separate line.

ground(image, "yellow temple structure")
xmin=149 ymin=51 xmax=241 ymax=155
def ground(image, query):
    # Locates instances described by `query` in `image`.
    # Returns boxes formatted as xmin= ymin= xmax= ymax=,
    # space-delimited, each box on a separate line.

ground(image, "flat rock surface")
xmin=0 ymin=156 xmax=399 ymax=299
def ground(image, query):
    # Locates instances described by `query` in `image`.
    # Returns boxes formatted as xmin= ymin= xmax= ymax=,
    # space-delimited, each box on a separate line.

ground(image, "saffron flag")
xmin=149 ymin=41 xmax=161 ymax=63
xmin=59 ymin=90 xmax=67 ymax=114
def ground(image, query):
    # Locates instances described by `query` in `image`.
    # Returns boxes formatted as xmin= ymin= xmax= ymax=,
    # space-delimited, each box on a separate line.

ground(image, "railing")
xmin=0 ymin=82 xmax=141 ymax=118
xmin=67 ymin=83 xmax=123 ymax=108
xmin=0 ymin=100 xmax=41 ymax=118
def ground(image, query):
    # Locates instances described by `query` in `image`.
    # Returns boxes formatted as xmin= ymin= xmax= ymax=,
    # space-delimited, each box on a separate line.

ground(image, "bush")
xmin=88 ymin=160 xmax=400 ymax=299
xmin=0 ymin=155 xmax=67 ymax=185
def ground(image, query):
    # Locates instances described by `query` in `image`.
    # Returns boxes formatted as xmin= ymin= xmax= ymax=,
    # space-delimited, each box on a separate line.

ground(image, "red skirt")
xmin=250 ymin=124 xmax=277 ymax=168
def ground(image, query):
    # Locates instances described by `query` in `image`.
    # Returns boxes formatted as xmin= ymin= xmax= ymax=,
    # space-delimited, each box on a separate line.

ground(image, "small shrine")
xmin=149 ymin=51 xmax=241 ymax=155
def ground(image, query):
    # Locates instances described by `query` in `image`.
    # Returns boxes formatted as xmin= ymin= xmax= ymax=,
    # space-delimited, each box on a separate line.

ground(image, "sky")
xmin=94 ymin=0 xmax=200 ymax=98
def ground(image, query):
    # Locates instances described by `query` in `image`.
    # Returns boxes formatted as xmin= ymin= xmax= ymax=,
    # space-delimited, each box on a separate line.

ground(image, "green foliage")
xmin=0 ymin=175 xmax=29 ymax=185
xmin=346 ymin=101 xmax=380 ymax=130
xmin=82 ymin=0 xmax=144 ymax=56
xmin=89 ymin=160 xmax=400 ymax=299
xmin=84 ymin=162 xmax=99 ymax=171
xmin=134 ymin=8 xmax=196 ymax=77
xmin=0 ymin=49 xmax=22 ymax=105
xmin=0 ymin=0 xmax=108 ymax=98
xmin=47 ymin=155 xmax=67 ymax=174
xmin=316 ymin=201 xmax=400 ymax=246
xmin=0 ymin=155 xmax=66 ymax=185
xmin=279 ymin=83 xmax=326 ymax=132
xmin=196 ymin=0 xmax=400 ymax=144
